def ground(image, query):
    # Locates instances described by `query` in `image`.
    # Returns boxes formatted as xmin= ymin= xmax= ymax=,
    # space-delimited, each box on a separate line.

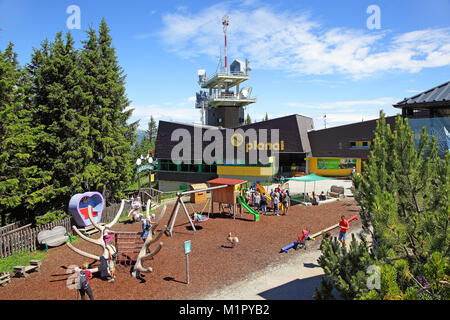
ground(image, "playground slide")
xmin=237 ymin=196 xmax=260 ymax=221
xmin=257 ymin=184 xmax=284 ymax=211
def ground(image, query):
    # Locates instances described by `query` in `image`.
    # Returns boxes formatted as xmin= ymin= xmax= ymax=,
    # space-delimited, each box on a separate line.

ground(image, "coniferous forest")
xmin=0 ymin=19 xmax=148 ymax=226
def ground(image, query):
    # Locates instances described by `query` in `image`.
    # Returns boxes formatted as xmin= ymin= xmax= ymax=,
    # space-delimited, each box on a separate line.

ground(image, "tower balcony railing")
xmin=209 ymin=93 xmax=256 ymax=101
xmin=199 ymin=70 xmax=249 ymax=86
xmin=195 ymin=93 xmax=257 ymax=108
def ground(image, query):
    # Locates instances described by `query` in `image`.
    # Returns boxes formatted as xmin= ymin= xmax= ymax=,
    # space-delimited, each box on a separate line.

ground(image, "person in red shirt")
xmin=338 ymin=215 xmax=350 ymax=246
xmin=77 ymin=262 xmax=94 ymax=300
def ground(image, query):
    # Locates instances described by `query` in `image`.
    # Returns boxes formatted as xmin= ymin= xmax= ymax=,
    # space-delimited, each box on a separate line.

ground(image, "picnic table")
xmin=13 ymin=260 xmax=41 ymax=278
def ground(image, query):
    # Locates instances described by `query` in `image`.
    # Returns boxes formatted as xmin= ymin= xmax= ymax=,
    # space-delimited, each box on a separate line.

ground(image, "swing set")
xmin=165 ymin=184 xmax=229 ymax=237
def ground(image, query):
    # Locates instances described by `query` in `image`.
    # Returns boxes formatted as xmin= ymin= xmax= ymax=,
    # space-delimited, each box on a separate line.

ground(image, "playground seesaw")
xmin=280 ymin=214 xmax=359 ymax=253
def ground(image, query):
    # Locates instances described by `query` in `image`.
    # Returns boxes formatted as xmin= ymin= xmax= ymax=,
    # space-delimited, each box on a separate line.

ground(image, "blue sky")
xmin=1 ymin=0 xmax=449 ymax=130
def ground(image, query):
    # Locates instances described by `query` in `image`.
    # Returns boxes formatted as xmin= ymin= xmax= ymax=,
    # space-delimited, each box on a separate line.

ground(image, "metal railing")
xmin=208 ymin=93 xmax=256 ymax=101
xmin=199 ymin=70 xmax=248 ymax=85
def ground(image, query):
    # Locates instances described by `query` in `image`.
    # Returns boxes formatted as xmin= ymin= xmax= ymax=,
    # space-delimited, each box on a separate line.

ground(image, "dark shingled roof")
xmin=308 ymin=116 xmax=396 ymax=158
xmin=238 ymin=114 xmax=314 ymax=154
xmin=156 ymin=171 xmax=217 ymax=183
xmin=154 ymin=114 xmax=314 ymax=160
xmin=394 ymin=81 xmax=450 ymax=108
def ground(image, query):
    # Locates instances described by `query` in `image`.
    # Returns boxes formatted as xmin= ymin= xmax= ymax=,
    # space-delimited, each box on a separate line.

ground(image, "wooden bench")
xmin=13 ymin=260 xmax=41 ymax=278
xmin=0 ymin=272 xmax=11 ymax=286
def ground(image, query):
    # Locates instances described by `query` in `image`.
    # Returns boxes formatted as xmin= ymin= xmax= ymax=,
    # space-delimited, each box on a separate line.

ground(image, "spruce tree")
xmin=147 ymin=115 xmax=158 ymax=144
xmin=26 ymin=32 xmax=82 ymax=222
xmin=0 ymin=43 xmax=50 ymax=224
xmin=78 ymin=19 xmax=138 ymax=203
xmin=246 ymin=113 xmax=252 ymax=124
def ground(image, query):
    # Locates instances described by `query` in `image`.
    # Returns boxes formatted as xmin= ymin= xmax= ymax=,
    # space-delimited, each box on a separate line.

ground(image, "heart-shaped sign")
xmin=68 ymin=192 xmax=104 ymax=227
xmin=37 ymin=226 xmax=68 ymax=247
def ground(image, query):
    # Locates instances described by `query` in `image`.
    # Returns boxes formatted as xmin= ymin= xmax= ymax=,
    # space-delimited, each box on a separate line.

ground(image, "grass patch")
xmin=0 ymin=250 xmax=47 ymax=273
xmin=127 ymin=176 xmax=157 ymax=191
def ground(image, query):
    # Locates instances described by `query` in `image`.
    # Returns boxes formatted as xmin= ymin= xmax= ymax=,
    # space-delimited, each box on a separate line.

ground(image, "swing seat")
xmin=192 ymin=214 xmax=209 ymax=223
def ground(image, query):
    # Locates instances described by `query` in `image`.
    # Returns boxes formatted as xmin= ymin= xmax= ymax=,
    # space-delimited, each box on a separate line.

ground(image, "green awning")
xmin=282 ymin=173 xmax=334 ymax=182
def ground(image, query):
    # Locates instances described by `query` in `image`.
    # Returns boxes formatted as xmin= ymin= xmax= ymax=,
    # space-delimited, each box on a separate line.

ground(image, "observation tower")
xmin=195 ymin=15 xmax=257 ymax=128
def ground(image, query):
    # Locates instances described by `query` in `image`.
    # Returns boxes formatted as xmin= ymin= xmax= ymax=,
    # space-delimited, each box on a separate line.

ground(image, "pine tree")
xmin=264 ymin=112 xmax=269 ymax=121
xmin=147 ymin=115 xmax=158 ymax=144
xmin=316 ymin=111 xmax=449 ymax=300
xmin=317 ymin=233 xmax=376 ymax=300
xmin=245 ymin=114 xmax=252 ymax=124
xmin=0 ymin=43 xmax=50 ymax=224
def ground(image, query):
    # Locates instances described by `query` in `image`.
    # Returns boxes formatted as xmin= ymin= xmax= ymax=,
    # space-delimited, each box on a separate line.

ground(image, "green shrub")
xmin=0 ymin=250 xmax=47 ymax=273
xmin=35 ymin=210 xmax=69 ymax=226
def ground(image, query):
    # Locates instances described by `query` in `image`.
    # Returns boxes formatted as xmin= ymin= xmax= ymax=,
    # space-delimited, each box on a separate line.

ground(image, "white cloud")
xmin=287 ymin=97 xmax=399 ymax=110
xmin=158 ymin=3 xmax=450 ymax=78
xmin=127 ymin=100 xmax=201 ymax=129
xmin=283 ymin=96 xmax=401 ymax=129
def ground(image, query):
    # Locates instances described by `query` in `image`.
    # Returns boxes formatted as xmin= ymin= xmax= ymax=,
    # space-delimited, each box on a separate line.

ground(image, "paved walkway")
xmin=200 ymin=248 xmax=326 ymax=300
xmin=265 ymin=178 xmax=354 ymax=197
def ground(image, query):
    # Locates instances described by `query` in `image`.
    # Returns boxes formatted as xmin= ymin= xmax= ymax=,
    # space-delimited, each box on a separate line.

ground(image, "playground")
xmin=0 ymin=195 xmax=360 ymax=300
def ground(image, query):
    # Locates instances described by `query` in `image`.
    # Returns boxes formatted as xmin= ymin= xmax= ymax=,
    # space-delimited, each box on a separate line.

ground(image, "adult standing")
xmin=254 ymin=192 xmax=261 ymax=213
xmin=282 ymin=192 xmax=290 ymax=215
xmin=273 ymin=194 xmax=279 ymax=215
xmin=338 ymin=215 xmax=350 ymax=246
xmin=245 ymin=188 xmax=251 ymax=205
xmin=260 ymin=193 xmax=268 ymax=215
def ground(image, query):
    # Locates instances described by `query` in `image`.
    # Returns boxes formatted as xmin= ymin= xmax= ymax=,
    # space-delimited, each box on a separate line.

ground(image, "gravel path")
xmin=197 ymin=222 xmax=363 ymax=300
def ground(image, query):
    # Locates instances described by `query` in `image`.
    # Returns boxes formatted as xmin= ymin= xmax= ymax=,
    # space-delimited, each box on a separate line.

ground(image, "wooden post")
xmin=186 ymin=252 xmax=189 ymax=285
xmin=184 ymin=240 xmax=191 ymax=285
xmin=137 ymin=172 xmax=141 ymax=199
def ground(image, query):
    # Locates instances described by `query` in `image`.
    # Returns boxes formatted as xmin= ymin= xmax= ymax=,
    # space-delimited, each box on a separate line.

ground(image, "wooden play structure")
xmin=165 ymin=178 xmax=250 ymax=237
xmin=165 ymin=184 xmax=226 ymax=237
xmin=66 ymin=198 xmax=168 ymax=278
xmin=189 ymin=183 xmax=208 ymax=203
xmin=207 ymin=178 xmax=247 ymax=219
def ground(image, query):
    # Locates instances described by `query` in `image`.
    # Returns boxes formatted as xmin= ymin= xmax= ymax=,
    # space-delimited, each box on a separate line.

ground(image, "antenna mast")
xmin=222 ymin=15 xmax=229 ymax=73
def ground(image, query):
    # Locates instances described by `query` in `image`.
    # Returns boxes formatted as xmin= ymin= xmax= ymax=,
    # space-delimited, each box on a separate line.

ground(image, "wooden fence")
xmin=0 ymin=202 xmax=129 ymax=259
xmin=0 ymin=220 xmax=33 ymax=236
xmin=100 ymin=202 xmax=130 ymax=224
xmin=124 ymin=187 xmax=162 ymax=205
xmin=0 ymin=217 xmax=72 ymax=259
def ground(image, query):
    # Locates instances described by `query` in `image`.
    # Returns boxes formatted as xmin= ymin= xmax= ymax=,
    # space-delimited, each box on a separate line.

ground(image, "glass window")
xmin=168 ymin=162 xmax=178 ymax=172
xmin=159 ymin=160 xmax=169 ymax=171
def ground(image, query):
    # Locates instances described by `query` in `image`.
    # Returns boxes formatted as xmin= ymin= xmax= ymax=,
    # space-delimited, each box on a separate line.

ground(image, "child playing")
xmin=103 ymin=227 xmax=114 ymax=245
xmin=77 ymin=262 xmax=94 ymax=300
